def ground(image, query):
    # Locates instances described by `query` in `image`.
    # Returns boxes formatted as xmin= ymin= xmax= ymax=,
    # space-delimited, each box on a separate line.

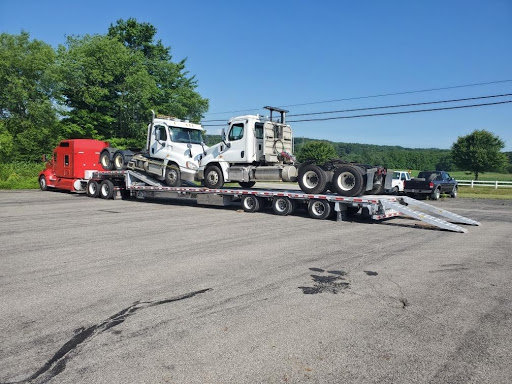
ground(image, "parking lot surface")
xmin=0 ymin=190 xmax=511 ymax=384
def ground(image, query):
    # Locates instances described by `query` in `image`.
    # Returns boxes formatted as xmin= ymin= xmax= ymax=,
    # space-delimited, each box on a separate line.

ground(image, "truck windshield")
xmin=170 ymin=127 xmax=203 ymax=144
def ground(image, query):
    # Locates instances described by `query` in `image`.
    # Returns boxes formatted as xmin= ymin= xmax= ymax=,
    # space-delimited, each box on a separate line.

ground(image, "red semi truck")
xmin=38 ymin=139 xmax=109 ymax=192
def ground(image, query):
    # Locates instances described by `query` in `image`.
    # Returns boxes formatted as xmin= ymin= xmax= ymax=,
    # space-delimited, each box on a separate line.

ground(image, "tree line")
xmin=0 ymin=19 xmax=208 ymax=162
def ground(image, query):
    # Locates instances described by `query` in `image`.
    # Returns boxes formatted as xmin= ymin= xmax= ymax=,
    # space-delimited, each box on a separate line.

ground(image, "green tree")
xmin=0 ymin=32 xmax=60 ymax=161
xmin=296 ymin=140 xmax=337 ymax=164
xmin=451 ymin=130 xmax=508 ymax=179
xmin=107 ymin=18 xmax=209 ymax=123
xmin=56 ymin=18 xmax=209 ymax=146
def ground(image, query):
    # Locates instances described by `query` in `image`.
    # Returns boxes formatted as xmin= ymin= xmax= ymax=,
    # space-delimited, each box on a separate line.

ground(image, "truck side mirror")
xmin=221 ymin=128 xmax=231 ymax=148
xmin=155 ymin=129 xmax=161 ymax=141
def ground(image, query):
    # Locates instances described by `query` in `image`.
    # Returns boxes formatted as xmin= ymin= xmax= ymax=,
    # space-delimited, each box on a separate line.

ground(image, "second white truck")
xmin=198 ymin=106 xmax=388 ymax=197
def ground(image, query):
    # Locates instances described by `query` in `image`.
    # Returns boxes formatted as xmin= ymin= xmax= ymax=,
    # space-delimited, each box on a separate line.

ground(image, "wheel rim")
xmin=40 ymin=177 xmax=46 ymax=188
xmin=101 ymin=184 xmax=109 ymax=196
xmin=336 ymin=171 xmax=356 ymax=191
xmin=88 ymin=183 xmax=97 ymax=194
xmin=311 ymin=201 xmax=325 ymax=216
xmin=245 ymin=197 xmax=255 ymax=209
xmin=207 ymin=170 xmax=219 ymax=186
xmin=114 ymin=156 xmax=123 ymax=169
xmin=302 ymin=170 xmax=319 ymax=189
xmin=101 ymin=155 xmax=109 ymax=167
xmin=275 ymin=198 xmax=287 ymax=212
xmin=167 ymin=169 xmax=178 ymax=184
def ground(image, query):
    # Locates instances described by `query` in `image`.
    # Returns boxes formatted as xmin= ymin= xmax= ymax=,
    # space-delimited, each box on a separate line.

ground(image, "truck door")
xmin=150 ymin=124 xmax=168 ymax=159
xmin=223 ymin=122 xmax=247 ymax=164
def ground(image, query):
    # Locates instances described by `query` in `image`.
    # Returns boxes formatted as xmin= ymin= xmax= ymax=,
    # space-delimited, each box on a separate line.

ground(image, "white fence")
xmin=457 ymin=180 xmax=512 ymax=189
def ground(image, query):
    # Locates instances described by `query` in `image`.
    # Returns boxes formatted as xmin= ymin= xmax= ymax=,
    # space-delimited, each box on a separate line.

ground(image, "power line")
xmin=287 ymin=100 xmax=512 ymax=123
xmin=202 ymin=79 xmax=512 ymax=117
xmin=287 ymin=93 xmax=512 ymax=117
xmin=201 ymin=100 xmax=512 ymax=126
xmin=201 ymin=93 xmax=512 ymax=125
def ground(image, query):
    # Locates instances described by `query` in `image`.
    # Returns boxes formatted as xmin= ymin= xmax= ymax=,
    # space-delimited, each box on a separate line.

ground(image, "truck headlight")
xmin=186 ymin=161 xmax=198 ymax=170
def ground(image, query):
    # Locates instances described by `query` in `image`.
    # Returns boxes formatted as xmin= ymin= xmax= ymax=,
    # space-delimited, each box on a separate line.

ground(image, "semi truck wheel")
xmin=39 ymin=175 xmax=48 ymax=191
xmin=332 ymin=165 xmax=364 ymax=197
xmin=87 ymin=180 xmax=99 ymax=198
xmin=308 ymin=199 xmax=332 ymax=220
xmin=298 ymin=164 xmax=327 ymax=194
xmin=99 ymin=180 xmax=115 ymax=199
xmin=272 ymin=197 xmax=295 ymax=216
xmin=204 ymin=165 xmax=224 ymax=189
xmin=113 ymin=152 xmax=126 ymax=170
xmin=164 ymin=165 xmax=181 ymax=187
xmin=242 ymin=195 xmax=262 ymax=212
xmin=239 ymin=181 xmax=256 ymax=189
xmin=99 ymin=149 xmax=113 ymax=170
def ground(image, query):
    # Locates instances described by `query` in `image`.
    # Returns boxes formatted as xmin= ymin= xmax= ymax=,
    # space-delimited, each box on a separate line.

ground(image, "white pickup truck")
xmin=387 ymin=171 xmax=411 ymax=194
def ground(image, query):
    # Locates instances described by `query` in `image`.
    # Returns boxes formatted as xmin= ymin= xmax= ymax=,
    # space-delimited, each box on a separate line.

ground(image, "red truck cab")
xmin=39 ymin=139 xmax=109 ymax=192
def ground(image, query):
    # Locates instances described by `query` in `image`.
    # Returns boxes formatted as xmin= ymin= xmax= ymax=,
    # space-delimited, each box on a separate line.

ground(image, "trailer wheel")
xmin=332 ymin=166 xmax=364 ymax=197
xmin=204 ymin=165 xmax=224 ymax=189
xmin=99 ymin=180 xmax=115 ymax=199
xmin=272 ymin=197 xmax=295 ymax=216
xmin=87 ymin=180 xmax=99 ymax=198
xmin=242 ymin=195 xmax=262 ymax=212
xmin=298 ymin=164 xmax=327 ymax=194
xmin=99 ymin=149 xmax=113 ymax=170
xmin=113 ymin=151 xmax=127 ymax=170
xmin=430 ymin=187 xmax=441 ymax=200
xmin=450 ymin=186 xmax=458 ymax=198
xmin=39 ymin=175 xmax=48 ymax=191
xmin=164 ymin=165 xmax=181 ymax=187
xmin=308 ymin=199 xmax=332 ymax=220
xmin=239 ymin=181 xmax=256 ymax=189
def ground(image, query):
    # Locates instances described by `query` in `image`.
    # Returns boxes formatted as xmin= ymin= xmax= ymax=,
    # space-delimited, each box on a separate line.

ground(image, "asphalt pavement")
xmin=0 ymin=189 xmax=511 ymax=384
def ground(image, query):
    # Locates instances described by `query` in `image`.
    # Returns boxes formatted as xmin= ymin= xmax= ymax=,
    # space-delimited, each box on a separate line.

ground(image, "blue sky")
xmin=1 ymin=0 xmax=511 ymax=150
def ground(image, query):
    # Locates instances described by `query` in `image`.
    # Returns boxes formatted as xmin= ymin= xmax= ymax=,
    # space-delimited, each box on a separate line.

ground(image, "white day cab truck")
xmin=38 ymin=108 xmax=480 ymax=233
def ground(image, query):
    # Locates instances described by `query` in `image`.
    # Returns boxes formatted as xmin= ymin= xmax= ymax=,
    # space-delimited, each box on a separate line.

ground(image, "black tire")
xmin=204 ymin=165 xmax=224 ymax=189
xmin=272 ymin=197 xmax=294 ymax=216
xmin=113 ymin=151 xmax=127 ymax=170
xmin=164 ymin=165 xmax=181 ymax=187
xmin=391 ymin=186 xmax=399 ymax=195
xmin=308 ymin=199 xmax=332 ymax=220
xmin=239 ymin=181 xmax=256 ymax=189
xmin=430 ymin=187 xmax=441 ymax=200
xmin=241 ymin=195 xmax=262 ymax=212
xmin=298 ymin=164 xmax=327 ymax=194
xmin=332 ymin=165 xmax=364 ymax=197
xmin=99 ymin=149 xmax=113 ymax=170
xmin=87 ymin=180 xmax=99 ymax=198
xmin=39 ymin=175 xmax=48 ymax=191
xmin=99 ymin=179 xmax=115 ymax=199
xmin=450 ymin=186 xmax=458 ymax=198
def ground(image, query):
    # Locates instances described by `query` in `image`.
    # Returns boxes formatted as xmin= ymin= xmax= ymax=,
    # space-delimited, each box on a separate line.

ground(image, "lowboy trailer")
xmin=83 ymin=169 xmax=480 ymax=233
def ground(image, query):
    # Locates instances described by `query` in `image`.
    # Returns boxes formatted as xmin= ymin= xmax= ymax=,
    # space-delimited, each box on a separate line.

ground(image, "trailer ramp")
xmin=379 ymin=197 xmax=481 ymax=233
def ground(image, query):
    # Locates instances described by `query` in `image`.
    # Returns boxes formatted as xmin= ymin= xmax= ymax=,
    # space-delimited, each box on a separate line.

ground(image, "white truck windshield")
xmin=170 ymin=127 xmax=203 ymax=144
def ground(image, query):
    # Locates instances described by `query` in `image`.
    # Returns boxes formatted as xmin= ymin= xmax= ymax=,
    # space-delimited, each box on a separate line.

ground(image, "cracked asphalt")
xmin=0 ymin=190 xmax=511 ymax=383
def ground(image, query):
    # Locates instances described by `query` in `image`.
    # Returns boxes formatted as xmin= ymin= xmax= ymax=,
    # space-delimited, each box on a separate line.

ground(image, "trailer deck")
xmin=86 ymin=170 xmax=481 ymax=233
